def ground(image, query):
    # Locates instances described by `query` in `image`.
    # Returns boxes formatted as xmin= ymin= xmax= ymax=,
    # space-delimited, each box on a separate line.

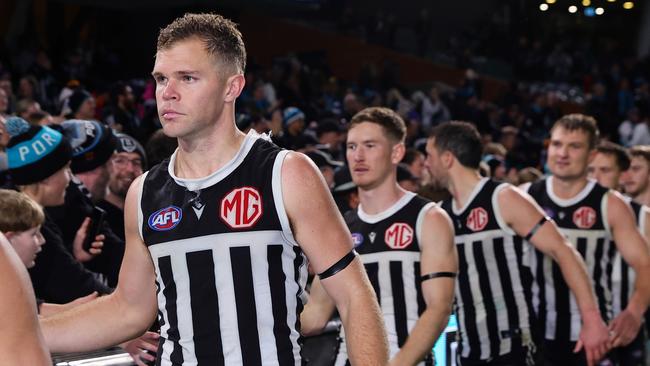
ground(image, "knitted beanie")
xmin=62 ymin=119 xmax=117 ymax=174
xmin=5 ymin=117 xmax=72 ymax=185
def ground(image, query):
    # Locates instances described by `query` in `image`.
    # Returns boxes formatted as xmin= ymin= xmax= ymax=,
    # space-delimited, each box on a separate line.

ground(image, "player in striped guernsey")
xmin=40 ymin=13 xmax=390 ymax=365
xmin=427 ymin=121 xmax=610 ymax=366
xmin=301 ymin=107 xmax=457 ymax=366
xmin=524 ymin=114 xmax=650 ymax=366
xmin=588 ymin=141 xmax=650 ymax=365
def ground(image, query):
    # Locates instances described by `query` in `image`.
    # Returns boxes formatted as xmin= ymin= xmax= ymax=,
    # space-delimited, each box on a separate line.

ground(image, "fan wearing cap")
xmin=4 ymin=116 xmax=110 ymax=303
xmin=98 ymin=133 xmax=147 ymax=241
xmin=276 ymin=106 xmax=317 ymax=151
xmin=46 ymin=119 xmax=125 ymax=288
xmin=63 ymin=89 xmax=96 ymax=120
xmin=305 ymin=149 xmax=343 ymax=188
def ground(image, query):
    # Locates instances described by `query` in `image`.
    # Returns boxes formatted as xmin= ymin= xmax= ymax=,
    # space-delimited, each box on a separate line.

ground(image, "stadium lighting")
xmin=607 ymin=0 xmax=616 ymax=2
xmin=540 ymin=3 xmax=549 ymax=11
xmin=582 ymin=0 xmax=591 ymax=6
xmin=569 ymin=5 xmax=578 ymax=13
xmin=595 ymin=7 xmax=604 ymax=14
xmin=623 ymin=2 xmax=634 ymax=9
xmin=546 ymin=0 xmax=556 ymax=3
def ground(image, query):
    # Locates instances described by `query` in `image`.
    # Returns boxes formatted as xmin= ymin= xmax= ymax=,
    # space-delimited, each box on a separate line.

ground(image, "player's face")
xmin=346 ymin=122 xmax=400 ymax=190
xmin=7 ymin=226 xmax=45 ymax=268
xmin=547 ymin=127 xmax=594 ymax=181
xmin=424 ymin=138 xmax=449 ymax=188
xmin=587 ymin=152 xmax=621 ymax=190
xmin=109 ymin=152 xmax=143 ymax=198
xmin=622 ymin=156 xmax=650 ymax=197
xmin=153 ymin=38 xmax=229 ymax=139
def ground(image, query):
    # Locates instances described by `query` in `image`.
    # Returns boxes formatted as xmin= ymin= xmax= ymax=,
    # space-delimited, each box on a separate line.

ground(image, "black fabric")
xmin=28 ymin=213 xmax=112 ymax=303
xmin=318 ymin=250 xmax=356 ymax=279
xmin=420 ymin=271 xmax=457 ymax=282
xmin=46 ymin=180 xmax=125 ymax=287
xmin=97 ymin=199 xmax=125 ymax=241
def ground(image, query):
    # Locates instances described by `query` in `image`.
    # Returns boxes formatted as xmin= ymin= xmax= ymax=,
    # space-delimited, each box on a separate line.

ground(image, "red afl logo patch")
xmin=384 ymin=223 xmax=413 ymax=249
xmin=220 ymin=187 xmax=263 ymax=229
xmin=573 ymin=206 xmax=596 ymax=229
xmin=466 ymin=207 xmax=489 ymax=231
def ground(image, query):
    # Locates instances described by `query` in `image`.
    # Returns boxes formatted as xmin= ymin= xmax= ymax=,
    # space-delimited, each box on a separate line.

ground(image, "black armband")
xmin=318 ymin=250 xmax=357 ymax=280
xmin=524 ymin=216 xmax=551 ymax=241
xmin=420 ymin=272 xmax=457 ymax=282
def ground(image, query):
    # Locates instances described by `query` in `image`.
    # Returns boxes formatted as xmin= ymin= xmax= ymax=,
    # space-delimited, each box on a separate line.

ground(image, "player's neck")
xmin=174 ymin=122 xmax=246 ymax=179
xmin=358 ymin=178 xmax=406 ymax=215
xmin=448 ymin=168 xmax=483 ymax=209
xmin=103 ymin=190 xmax=124 ymax=211
xmin=633 ymin=189 xmax=650 ymax=206
xmin=549 ymin=174 xmax=589 ymax=200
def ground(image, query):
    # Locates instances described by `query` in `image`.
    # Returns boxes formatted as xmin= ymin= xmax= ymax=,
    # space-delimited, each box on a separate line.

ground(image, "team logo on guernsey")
xmin=148 ymin=206 xmax=182 ymax=231
xmin=385 ymin=222 xmax=413 ymax=249
xmin=351 ymin=233 xmax=364 ymax=247
xmin=573 ymin=206 xmax=596 ymax=229
xmin=466 ymin=207 xmax=489 ymax=231
xmin=220 ymin=187 xmax=263 ymax=229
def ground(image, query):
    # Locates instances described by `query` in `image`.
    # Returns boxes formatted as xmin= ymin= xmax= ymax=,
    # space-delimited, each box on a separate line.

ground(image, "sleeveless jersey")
xmin=139 ymin=131 xmax=308 ymax=366
xmin=526 ymin=177 xmax=614 ymax=342
xmin=335 ymin=192 xmax=435 ymax=366
xmin=441 ymin=178 xmax=535 ymax=362
xmin=612 ymin=198 xmax=645 ymax=316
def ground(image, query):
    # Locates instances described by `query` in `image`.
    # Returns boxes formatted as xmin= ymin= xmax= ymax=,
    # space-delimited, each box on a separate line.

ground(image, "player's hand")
xmin=73 ymin=217 xmax=104 ymax=262
xmin=608 ymin=308 xmax=643 ymax=347
xmin=574 ymin=309 xmax=611 ymax=366
xmin=122 ymin=331 xmax=159 ymax=366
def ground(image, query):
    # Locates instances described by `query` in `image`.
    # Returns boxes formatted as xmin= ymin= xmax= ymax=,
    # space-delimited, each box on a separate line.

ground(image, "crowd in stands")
xmin=1 ymin=7 xmax=650 ymax=363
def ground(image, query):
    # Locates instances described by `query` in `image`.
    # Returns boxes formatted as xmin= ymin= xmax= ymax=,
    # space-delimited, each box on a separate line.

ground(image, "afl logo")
xmin=220 ymin=187 xmax=263 ymax=229
xmin=466 ymin=207 xmax=489 ymax=231
xmin=148 ymin=206 xmax=182 ymax=231
xmin=351 ymin=233 xmax=364 ymax=248
xmin=573 ymin=206 xmax=596 ymax=229
xmin=385 ymin=223 xmax=413 ymax=249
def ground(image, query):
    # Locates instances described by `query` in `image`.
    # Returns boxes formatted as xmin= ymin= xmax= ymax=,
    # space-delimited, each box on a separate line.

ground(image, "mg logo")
xmin=573 ymin=206 xmax=596 ymax=229
xmin=220 ymin=187 xmax=263 ymax=229
xmin=384 ymin=223 xmax=413 ymax=249
xmin=466 ymin=207 xmax=488 ymax=231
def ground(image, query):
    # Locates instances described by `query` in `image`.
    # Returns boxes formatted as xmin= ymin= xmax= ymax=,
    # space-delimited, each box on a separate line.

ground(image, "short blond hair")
xmin=0 ymin=189 xmax=44 ymax=232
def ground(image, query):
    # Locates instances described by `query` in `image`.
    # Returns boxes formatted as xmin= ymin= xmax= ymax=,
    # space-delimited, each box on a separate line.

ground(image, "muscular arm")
xmin=390 ymin=206 xmax=457 ymax=366
xmin=282 ymin=152 xmax=388 ymax=365
xmin=41 ymin=175 xmax=159 ymax=353
xmin=0 ymin=232 xmax=50 ymax=365
xmin=499 ymin=186 xmax=610 ymax=364
xmin=608 ymin=192 xmax=650 ymax=346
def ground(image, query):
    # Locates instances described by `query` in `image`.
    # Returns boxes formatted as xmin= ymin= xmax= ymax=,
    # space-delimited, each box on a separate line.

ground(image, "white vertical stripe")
xmin=480 ymin=239 xmax=511 ymax=354
xmin=213 ymin=243 xmax=243 ymax=365
xmin=272 ymin=150 xmax=299 ymax=247
xmin=611 ymin=253 xmax=623 ymax=315
xmin=169 ymin=251 xmax=196 ymax=364
xmin=377 ymin=257 xmax=398 ymax=355
xmin=543 ymin=255 xmax=557 ymax=340
xmin=137 ymin=171 xmax=148 ymax=242
xmin=415 ymin=202 xmax=437 ymax=244
xmin=461 ymin=242 xmax=491 ymax=359
xmin=152 ymin=256 xmax=173 ymax=364
xmin=282 ymin=245 xmax=305 ymax=365
xmin=403 ymin=259 xmax=420 ymax=337
xmin=249 ymin=244 xmax=278 ymax=364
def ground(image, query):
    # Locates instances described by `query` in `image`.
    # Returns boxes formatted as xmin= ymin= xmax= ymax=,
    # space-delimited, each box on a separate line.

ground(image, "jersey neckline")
xmin=357 ymin=191 xmax=416 ymax=224
xmin=545 ymin=176 xmax=596 ymax=207
xmin=451 ymin=177 xmax=489 ymax=216
xmin=167 ymin=130 xmax=266 ymax=191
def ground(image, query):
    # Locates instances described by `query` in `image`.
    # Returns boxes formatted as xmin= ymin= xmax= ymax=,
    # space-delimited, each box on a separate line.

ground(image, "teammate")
xmin=622 ymin=145 xmax=650 ymax=206
xmin=301 ymin=107 xmax=457 ymax=365
xmin=524 ymin=114 xmax=650 ymax=365
xmin=588 ymin=141 xmax=650 ymax=366
xmin=40 ymin=13 xmax=388 ymax=365
xmin=426 ymin=121 xmax=610 ymax=366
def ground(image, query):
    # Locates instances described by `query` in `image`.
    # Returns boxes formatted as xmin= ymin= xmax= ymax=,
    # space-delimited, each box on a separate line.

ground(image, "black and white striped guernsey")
xmin=138 ymin=131 xmax=308 ymax=366
xmin=440 ymin=178 xmax=535 ymax=362
xmin=612 ymin=198 xmax=645 ymax=316
xmin=525 ymin=177 xmax=614 ymax=343
xmin=335 ymin=192 xmax=436 ymax=366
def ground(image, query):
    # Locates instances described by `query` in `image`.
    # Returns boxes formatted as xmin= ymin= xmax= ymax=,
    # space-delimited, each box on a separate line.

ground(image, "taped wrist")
xmin=318 ymin=250 xmax=357 ymax=280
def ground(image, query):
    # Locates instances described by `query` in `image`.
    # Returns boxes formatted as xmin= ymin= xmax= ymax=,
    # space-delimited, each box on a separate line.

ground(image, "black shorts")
xmin=540 ymin=339 xmax=616 ymax=366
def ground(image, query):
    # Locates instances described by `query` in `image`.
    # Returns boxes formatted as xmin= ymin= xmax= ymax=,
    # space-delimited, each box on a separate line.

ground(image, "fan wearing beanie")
xmin=5 ymin=116 xmax=111 ymax=303
xmin=46 ymin=119 xmax=126 ymax=288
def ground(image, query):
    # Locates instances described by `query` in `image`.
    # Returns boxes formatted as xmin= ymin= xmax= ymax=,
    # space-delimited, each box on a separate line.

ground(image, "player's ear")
xmin=391 ymin=142 xmax=405 ymax=164
xmin=224 ymin=74 xmax=245 ymax=103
